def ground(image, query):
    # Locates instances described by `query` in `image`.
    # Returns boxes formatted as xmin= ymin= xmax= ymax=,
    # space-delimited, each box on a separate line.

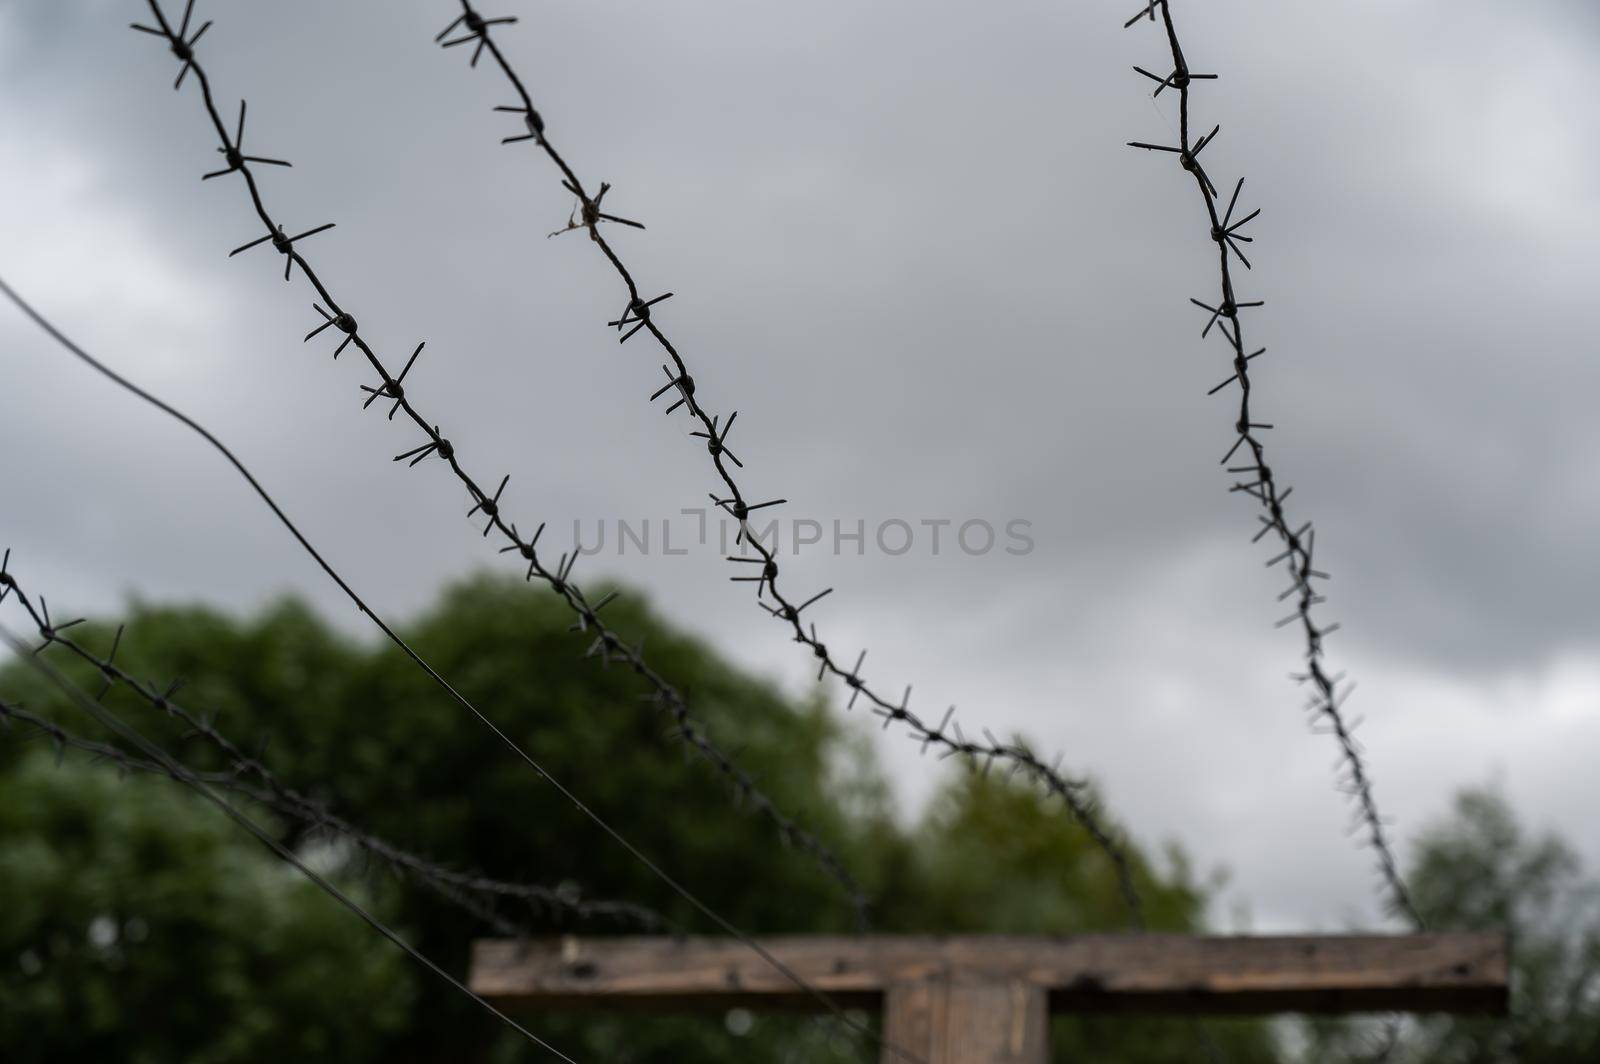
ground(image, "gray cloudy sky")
xmin=2 ymin=0 xmax=1597 ymax=933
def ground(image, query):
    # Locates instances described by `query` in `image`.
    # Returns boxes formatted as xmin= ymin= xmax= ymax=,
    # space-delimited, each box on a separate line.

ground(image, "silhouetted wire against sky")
xmin=113 ymin=0 xmax=1158 ymax=939
xmin=1 ymin=0 xmax=1596 ymax=933
xmin=431 ymin=0 xmax=1148 ymax=925
xmin=1121 ymin=0 xmax=1418 ymax=928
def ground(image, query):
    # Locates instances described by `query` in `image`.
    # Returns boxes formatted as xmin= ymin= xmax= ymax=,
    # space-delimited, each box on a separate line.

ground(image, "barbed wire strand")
xmin=121 ymin=0 xmax=868 ymax=929
xmin=1121 ymin=0 xmax=1420 ymax=928
xmin=0 ymin=566 xmax=666 ymax=936
xmin=433 ymin=0 xmax=1148 ymax=927
xmin=0 ymin=686 xmax=666 ymax=937
xmin=0 ymin=265 xmax=902 ymax=1062
xmin=0 ymin=621 xmax=585 ymax=1064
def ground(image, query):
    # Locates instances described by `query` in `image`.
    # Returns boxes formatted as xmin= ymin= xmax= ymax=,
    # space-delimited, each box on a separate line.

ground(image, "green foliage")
xmin=0 ymin=751 xmax=413 ymax=1064
xmin=1300 ymin=786 xmax=1600 ymax=1063
xmin=0 ymin=574 xmax=1277 ymax=1062
xmin=900 ymin=772 xmax=1201 ymax=932
xmin=887 ymin=774 xmax=1278 ymax=1063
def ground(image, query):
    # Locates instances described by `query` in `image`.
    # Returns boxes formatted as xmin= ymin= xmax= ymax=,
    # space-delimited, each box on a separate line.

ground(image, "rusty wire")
xmin=431 ymin=0 xmax=1149 ymax=927
xmin=0 ymin=563 xmax=666 ymax=936
xmin=0 ymin=619 xmax=585 ymax=1063
xmin=1122 ymin=0 xmax=1420 ymax=928
xmin=122 ymin=2 xmax=867 ymax=926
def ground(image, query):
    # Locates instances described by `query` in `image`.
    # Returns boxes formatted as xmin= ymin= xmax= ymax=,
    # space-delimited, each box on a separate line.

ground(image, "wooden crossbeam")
xmin=472 ymin=932 xmax=1509 ymax=1016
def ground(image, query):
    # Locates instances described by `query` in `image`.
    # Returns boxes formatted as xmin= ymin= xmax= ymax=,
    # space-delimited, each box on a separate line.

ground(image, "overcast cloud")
xmin=2 ymin=0 xmax=1597 ymax=932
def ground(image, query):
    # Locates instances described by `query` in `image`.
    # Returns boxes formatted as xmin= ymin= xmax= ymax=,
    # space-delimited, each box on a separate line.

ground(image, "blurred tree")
xmin=890 ymin=772 xmax=1278 ymax=1062
xmin=1300 ymin=786 xmax=1600 ymax=1063
xmin=0 ymin=750 xmax=414 ymax=1064
xmin=0 ymin=574 xmax=1276 ymax=1062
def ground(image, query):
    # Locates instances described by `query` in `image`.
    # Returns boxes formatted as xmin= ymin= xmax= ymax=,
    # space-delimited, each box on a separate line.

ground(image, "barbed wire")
xmin=0 ymin=564 xmax=666 ymax=936
xmin=15 ymin=1 xmax=1426 ymax=1055
xmin=1121 ymin=0 xmax=1420 ymax=928
xmin=432 ymin=0 xmax=1149 ymax=927
xmin=120 ymin=2 xmax=869 ymax=928
xmin=2 ymin=680 xmax=871 ymax=1059
xmin=0 ymin=269 xmax=900 ymax=1063
xmin=0 ymin=689 xmax=664 ymax=938
xmin=0 ymin=620 xmax=585 ymax=1064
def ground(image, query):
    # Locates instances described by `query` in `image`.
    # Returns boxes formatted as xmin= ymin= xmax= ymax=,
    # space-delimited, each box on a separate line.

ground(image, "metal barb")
xmin=1126 ymin=0 xmax=1421 ymax=931
xmin=422 ymin=0 xmax=1156 ymax=946
xmin=117 ymin=0 xmax=881 ymax=956
xmin=0 ymin=590 xmax=667 ymax=942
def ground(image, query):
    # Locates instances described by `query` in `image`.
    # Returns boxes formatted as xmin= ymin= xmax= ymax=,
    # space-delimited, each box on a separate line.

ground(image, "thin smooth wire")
xmin=0 ymin=266 xmax=905 ymax=1061
xmin=0 ymin=623 xmax=582 ymax=1064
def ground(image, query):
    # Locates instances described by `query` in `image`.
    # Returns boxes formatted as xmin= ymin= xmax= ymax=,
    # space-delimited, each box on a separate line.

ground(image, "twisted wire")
xmin=0 ymin=621 xmax=584 ymax=1063
xmin=0 ymin=565 xmax=665 ymax=935
xmin=1122 ymin=0 xmax=1419 ymax=927
xmin=0 ymin=699 xmax=501 ymax=937
xmin=434 ymin=0 xmax=1147 ymax=926
xmin=1 ymin=264 xmax=899 ymax=1061
xmin=0 ymin=687 xmax=665 ymax=937
xmin=122 ymin=0 xmax=865 ymax=925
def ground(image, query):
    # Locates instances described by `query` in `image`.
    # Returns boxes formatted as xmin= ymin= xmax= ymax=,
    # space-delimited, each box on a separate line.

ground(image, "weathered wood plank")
xmin=469 ymin=933 xmax=1508 ymax=1015
xmin=882 ymin=980 xmax=940 ymax=1061
xmin=883 ymin=978 xmax=1049 ymax=1064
